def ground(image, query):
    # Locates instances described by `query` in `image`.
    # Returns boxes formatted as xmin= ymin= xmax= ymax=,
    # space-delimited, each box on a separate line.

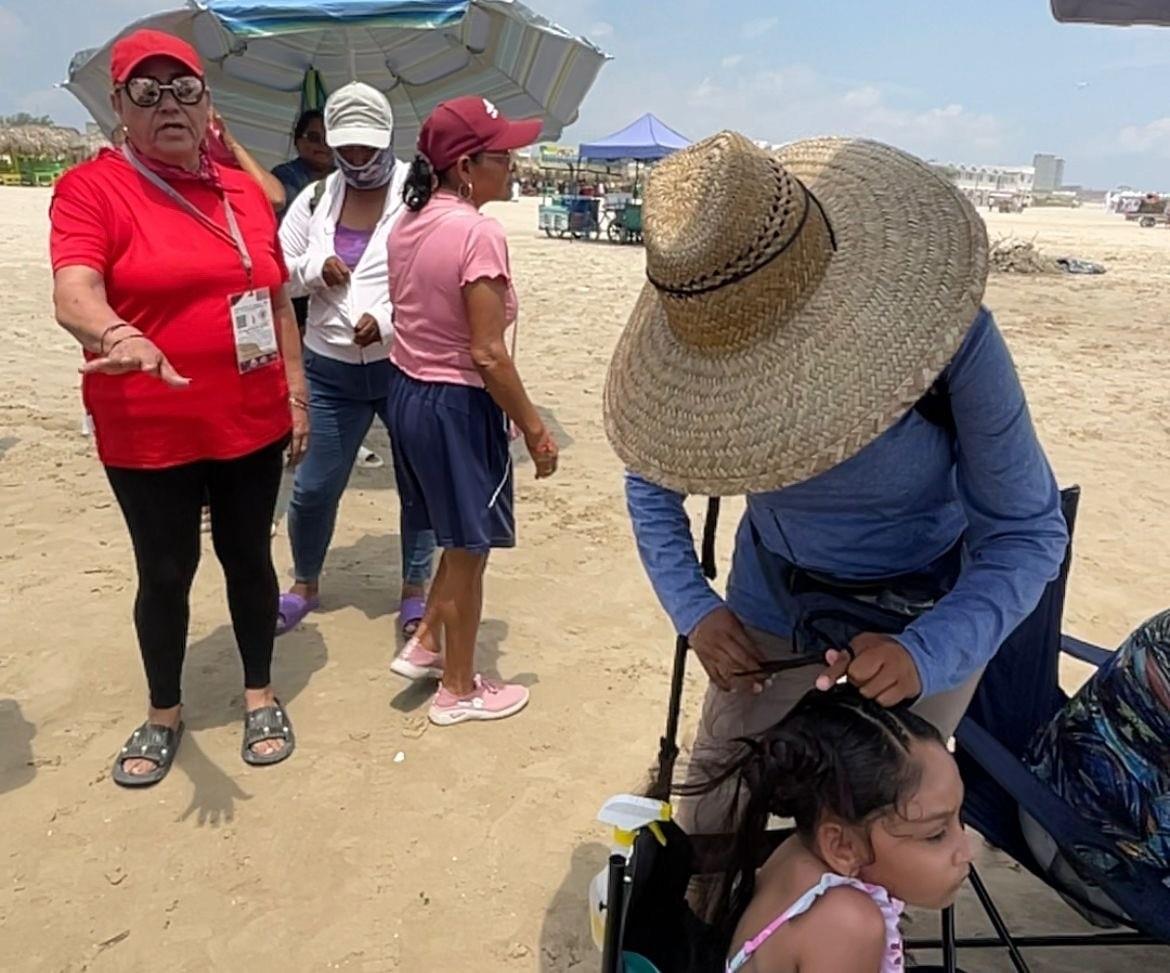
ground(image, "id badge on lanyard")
xmin=123 ymin=144 xmax=279 ymax=374
xmin=229 ymin=287 xmax=279 ymax=372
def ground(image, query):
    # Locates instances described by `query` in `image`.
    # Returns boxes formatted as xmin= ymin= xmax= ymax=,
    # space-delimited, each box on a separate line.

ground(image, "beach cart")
xmin=1124 ymin=195 xmax=1169 ymax=227
xmin=989 ymin=192 xmax=1025 ymax=214
xmin=564 ymin=195 xmax=602 ymax=239
xmin=540 ymin=194 xmax=602 ymax=240
xmin=606 ymin=202 xmax=643 ymax=244
xmin=539 ymin=201 xmax=571 ymax=237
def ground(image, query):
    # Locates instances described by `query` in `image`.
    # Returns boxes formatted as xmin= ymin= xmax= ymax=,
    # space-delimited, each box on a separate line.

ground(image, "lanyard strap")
xmin=122 ymin=143 xmax=253 ymax=280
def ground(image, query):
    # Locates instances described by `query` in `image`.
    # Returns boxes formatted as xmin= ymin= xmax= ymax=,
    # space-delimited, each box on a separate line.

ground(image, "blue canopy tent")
xmin=578 ymin=113 xmax=690 ymax=162
xmin=577 ymin=113 xmax=689 ymax=209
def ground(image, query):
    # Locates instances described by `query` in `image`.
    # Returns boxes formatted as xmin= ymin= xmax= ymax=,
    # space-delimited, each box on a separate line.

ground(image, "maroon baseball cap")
xmin=418 ymin=96 xmax=542 ymax=171
xmin=110 ymin=29 xmax=204 ymax=85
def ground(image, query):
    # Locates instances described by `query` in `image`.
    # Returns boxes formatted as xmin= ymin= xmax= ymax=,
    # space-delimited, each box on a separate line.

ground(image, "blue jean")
xmin=288 ymin=350 xmax=436 ymax=587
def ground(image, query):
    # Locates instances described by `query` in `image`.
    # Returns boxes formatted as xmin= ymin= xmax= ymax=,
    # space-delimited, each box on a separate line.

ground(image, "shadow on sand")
xmin=160 ymin=622 xmax=328 ymax=826
xmin=0 ymin=698 xmax=37 ymax=795
xmin=539 ymin=841 xmax=610 ymax=971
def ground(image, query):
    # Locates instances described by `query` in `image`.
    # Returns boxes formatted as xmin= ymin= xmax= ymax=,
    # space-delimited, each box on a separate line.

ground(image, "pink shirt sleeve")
xmin=459 ymin=217 xmax=510 ymax=287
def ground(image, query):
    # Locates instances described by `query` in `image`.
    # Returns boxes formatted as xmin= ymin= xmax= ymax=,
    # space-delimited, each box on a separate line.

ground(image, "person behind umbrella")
xmin=275 ymin=82 xmax=436 ymax=637
xmin=386 ymin=96 xmax=558 ymax=725
xmin=50 ymin=29 xmax=307 ymax=787
xmin=208 ymin=109 xmax=287 ymax=209
xmin=605 ymin=132 xmax=1069 ymax=829
xmin=271 ymin=108 xmax=333 ymax=217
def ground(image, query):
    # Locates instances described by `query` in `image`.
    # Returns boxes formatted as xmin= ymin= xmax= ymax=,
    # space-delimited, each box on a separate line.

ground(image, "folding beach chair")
xmin=907 ymin=486 xmax=1170 ymax=971
xmin=595 ymin=489 xmax=1169 ymax=972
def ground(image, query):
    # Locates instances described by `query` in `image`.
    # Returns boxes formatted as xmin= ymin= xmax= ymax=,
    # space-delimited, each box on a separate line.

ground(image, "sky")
xmin=4 ymin=0 xmax=1170 ymax=188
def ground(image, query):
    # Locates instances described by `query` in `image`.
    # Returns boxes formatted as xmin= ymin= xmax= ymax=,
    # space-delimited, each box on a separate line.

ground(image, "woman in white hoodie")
xmin=276 ymin=82 xmax=435 ymax=635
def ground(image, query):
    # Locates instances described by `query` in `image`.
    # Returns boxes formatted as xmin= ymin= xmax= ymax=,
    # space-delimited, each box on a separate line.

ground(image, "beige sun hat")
xmin=603 ymin=131 xmax=988 ymax=495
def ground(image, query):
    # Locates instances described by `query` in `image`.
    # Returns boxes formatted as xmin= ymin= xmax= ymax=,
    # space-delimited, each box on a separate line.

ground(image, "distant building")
xmin=1033 ymin=153 xmax=1065 ymax=193
xmin=933 ymin=163 xmax=1035 ymax=207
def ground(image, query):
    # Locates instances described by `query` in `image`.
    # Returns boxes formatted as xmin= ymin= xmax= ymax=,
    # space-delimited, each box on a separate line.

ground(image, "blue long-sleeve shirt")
xmin=625 ymin=309 xmax=1069 ymax=698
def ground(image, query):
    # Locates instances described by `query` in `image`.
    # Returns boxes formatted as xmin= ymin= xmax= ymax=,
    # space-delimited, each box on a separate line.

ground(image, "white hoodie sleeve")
xmin=278 ymin=180 xmax=330 ymax=297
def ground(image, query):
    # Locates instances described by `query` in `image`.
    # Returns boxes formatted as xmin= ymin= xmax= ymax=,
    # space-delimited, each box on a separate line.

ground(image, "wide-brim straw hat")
xmin=604 ymin=132 xmax=988 ymax=495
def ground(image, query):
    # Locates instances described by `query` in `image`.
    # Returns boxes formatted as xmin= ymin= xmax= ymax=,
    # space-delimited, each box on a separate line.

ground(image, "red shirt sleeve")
xmin=460 ymin=216 xmax=511 ymax=287
xmin=50 ymin=170 xmax=112 ymax=274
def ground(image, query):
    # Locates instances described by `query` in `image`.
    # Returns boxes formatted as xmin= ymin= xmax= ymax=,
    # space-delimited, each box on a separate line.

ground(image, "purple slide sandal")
xmin=276 ymin=592 xmax=319 ymax=636
xmin=399 ymin=596 xmax=426 ymax=637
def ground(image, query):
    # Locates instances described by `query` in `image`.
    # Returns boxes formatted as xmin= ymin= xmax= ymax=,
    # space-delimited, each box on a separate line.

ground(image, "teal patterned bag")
xmin=1026 ymin=609 xmax=1170 ymax=876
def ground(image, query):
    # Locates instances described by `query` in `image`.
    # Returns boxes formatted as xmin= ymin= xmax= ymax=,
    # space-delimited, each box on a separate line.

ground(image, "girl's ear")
xmin=814 ymin=818 xmax=870 ymax=877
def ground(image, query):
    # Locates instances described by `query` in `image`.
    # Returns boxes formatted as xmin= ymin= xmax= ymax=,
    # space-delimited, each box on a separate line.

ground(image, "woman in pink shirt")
xmin=386 ymin=97 xmax=558 ymax=725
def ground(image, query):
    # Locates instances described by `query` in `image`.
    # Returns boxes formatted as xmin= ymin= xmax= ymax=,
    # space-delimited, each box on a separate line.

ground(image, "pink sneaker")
xmin=390 ymin=638 xmax=443 ymax=681
xmin=429 ymin=675 xmax=529 ymax=726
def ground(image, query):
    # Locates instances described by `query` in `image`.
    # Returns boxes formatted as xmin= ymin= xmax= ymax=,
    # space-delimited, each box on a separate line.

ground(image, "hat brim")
xmin=603 ymin=137 xmax=988 ymax=496
xmin=115 ymin=51 xmax=204 ymax=84
xmin=484 ymin=117 xmax=543 ymax=153
xmin=326 ymin=126 xmax=392 ymax=150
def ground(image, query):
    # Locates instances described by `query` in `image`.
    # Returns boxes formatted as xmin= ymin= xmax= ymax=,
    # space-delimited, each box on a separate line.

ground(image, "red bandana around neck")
xmin=126 ymin=139 xmax=221 ymax=188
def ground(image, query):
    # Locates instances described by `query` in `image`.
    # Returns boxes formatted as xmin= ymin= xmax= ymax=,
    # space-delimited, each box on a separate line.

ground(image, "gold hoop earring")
xmin=459 ymin=181 xmax=473 ymax=200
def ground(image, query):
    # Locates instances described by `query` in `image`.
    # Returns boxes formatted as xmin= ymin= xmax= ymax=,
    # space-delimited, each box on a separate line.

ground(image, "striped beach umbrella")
xmin=64 ymin=0 xmax=609 ymax=169
xmin=1051 ymin=0 xmax=1170 ymax=23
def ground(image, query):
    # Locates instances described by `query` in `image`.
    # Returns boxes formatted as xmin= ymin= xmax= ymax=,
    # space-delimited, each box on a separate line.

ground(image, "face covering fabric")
xmin=333 ymin=147 xmax=396 ymax=189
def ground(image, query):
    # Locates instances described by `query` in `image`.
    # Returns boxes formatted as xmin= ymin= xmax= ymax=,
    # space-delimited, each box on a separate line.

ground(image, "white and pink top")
xmin=726 ymin=874 xmax=904 ymax=973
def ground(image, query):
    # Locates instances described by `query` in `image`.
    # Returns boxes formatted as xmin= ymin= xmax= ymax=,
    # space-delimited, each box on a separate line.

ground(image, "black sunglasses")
xmin=121 ymin=75 xmax=206 ymax=108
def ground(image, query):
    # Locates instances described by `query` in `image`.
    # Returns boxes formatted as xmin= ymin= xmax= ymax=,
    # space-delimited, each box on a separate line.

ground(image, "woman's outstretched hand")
xmin=80 ymin=335 xmax=191 ymax=388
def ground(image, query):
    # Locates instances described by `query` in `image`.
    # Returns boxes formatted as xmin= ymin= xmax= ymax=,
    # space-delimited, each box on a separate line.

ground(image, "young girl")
xmin=683 ymin=686 xmax=973 ymax=972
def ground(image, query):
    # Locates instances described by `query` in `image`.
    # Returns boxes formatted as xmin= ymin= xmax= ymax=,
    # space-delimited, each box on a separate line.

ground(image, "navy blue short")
xmin=386 ymin=364 xmax=515 ymax=554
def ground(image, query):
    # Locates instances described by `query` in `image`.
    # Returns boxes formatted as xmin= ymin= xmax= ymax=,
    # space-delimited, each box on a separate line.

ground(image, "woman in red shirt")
xmin=50 ymin=30 xmax=307 ymax=786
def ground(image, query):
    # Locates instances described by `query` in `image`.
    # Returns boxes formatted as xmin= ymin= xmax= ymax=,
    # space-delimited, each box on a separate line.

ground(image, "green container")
xmin=622 ymin=953 xmax=662 ymax=973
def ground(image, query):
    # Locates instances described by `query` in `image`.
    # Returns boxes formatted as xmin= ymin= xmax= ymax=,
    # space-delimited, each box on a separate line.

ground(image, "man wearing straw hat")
xmin=605 ymin=132 xmax=1069 ymax=825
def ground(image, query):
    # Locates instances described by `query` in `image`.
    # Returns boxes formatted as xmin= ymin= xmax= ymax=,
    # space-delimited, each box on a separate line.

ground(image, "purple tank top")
xmin=334 ymin=224 xmax=373 ymax=271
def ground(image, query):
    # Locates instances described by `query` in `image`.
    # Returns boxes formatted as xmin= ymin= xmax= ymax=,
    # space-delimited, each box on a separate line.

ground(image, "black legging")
xmin=105 ymin=437 xmax=287 ymax=710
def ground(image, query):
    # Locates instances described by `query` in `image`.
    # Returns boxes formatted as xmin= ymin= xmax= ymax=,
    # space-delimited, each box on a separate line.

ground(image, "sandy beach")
xmin=1 ymin=189 xmax=1167 ymax=972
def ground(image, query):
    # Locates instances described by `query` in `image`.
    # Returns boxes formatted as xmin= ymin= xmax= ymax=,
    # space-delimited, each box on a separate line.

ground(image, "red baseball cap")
xmin=418 ymin=96 xmax=542 ymax=171
xmin=110 ymin=29 xmax=204 ymax=85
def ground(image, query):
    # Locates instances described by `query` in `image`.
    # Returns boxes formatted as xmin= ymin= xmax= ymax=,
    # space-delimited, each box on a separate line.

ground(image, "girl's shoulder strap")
xmin=726 ymin=874 xmax=905 ymax=973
